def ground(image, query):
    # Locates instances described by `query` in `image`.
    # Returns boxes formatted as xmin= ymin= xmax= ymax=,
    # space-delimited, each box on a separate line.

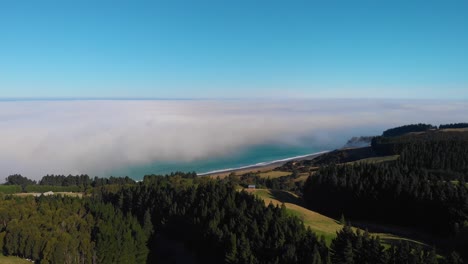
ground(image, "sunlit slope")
xmin=0 ymin=254 xmax=30 ymax=264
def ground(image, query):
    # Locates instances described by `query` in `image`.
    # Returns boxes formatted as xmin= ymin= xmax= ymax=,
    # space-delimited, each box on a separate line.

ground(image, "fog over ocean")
xmin=1 ymin=99 xmax=467 ymax=180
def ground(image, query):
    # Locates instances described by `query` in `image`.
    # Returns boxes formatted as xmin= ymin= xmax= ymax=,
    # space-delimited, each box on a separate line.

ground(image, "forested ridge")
xmin=439 ymin=123 xmax=468 ymax=129
xmin=304 ymin=123 xmax=468 ymax=260
xmin=381 ymin=124 xmax=436 ymax=137
xmin=0 ymin=123 xmax=467 ymax=263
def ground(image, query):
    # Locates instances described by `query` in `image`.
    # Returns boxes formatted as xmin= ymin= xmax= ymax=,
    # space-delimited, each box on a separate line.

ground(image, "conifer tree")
xmin=312 ymin=245 xmax=322 ymax=264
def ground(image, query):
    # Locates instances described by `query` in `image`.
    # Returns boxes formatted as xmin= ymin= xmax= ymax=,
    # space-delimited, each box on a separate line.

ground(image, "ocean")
xmin=110 ymin=143 xmax=333 ymax=179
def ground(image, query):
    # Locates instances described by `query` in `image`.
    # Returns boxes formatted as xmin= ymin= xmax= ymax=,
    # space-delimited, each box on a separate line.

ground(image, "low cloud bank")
xmin=0 ymin=99 xmax=467 ymax=180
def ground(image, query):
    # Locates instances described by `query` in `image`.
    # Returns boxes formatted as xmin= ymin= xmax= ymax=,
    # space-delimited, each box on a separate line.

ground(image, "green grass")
xmin=257 ymin=170 xmax=291 ymax=179
xmin=373 ymin=233 xmax=426 ymax=248
xmin=450 ymin=180 xmax=468 ymax=187
xmin=346 ymin=155 xmax=399 ymax=165
xmin=0 ymin=254 xmax=30 ymax=264
xmin=25 ymin=185 xmax=81 ymax=193
xmin=0 ymin=184 xmax=83 ymax=194
xmin=294 ymin=174 xmax=310 ymax=183
xmin=250 ymin=189 xmax=342 ymax=244
xmin=0 ymin=185 xmax=22 ymax=194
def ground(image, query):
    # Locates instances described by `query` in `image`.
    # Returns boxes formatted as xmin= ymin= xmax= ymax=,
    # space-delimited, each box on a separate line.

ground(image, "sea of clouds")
xmin=0 ymin=99 xmax=467 ymax=180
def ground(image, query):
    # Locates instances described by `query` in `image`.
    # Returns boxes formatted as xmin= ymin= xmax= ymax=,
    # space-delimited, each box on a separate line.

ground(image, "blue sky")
xmin=1 ymin=0 xmax=467 ymax=99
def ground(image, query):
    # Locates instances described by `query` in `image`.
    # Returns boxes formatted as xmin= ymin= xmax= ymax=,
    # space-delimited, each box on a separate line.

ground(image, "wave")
xmin=197 ymin=150 xmax=330 ymax=176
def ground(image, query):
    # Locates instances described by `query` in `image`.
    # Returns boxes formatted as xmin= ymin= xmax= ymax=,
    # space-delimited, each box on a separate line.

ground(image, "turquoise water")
xmin=110 ymin=143 xmax=331 ymax=180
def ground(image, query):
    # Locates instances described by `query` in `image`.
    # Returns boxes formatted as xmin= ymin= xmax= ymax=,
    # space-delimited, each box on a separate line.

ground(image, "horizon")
xmin=1 ymin=97 xmax=468 ymax=102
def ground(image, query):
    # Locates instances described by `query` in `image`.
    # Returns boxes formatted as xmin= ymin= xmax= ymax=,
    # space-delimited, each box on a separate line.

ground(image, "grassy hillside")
xmin=248 ymin=188 xmax=341 ymax=244
xmin=248 ymin=188 xmax=426 ymax=247
xmin=0 ymin=254 xmax=30 ymax=264
xmin=257 ymin=170 xmax=291 ymax=178
xmin=345 ymin=155 xmax=399 ymax=165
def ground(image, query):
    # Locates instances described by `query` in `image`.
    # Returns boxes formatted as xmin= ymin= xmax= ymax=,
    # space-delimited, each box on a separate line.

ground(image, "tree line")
xmin=381 ymin=123 xmax=468 ymax=138
xmin=382 ymin=123 xmax=436 ymax=137
xmin=3 ymin=174 xmax=137 ymax=192
xmin=439 ymin=123 xmax=468 ymax=129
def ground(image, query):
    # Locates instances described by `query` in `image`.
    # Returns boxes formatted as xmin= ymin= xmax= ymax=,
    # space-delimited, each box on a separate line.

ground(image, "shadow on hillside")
xmin=269 ymin=190 xmax=305 ymax=206
xmin=350 ymin=221 xmax=441 ymax=250
xmin=268 ymin=189 xmax=439 ymax=251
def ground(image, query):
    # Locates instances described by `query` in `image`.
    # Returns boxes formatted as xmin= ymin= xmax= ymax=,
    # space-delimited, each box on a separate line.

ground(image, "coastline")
xmin=198 ymin=150 xmax=330 ymax=177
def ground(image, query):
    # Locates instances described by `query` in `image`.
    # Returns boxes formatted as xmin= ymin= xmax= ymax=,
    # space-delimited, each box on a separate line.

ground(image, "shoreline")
xmin=197 ymin=150 xmax=330 ymax=177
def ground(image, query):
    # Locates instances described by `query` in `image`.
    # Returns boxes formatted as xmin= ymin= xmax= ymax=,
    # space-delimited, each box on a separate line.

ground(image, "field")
xmin=0 ymin=254 xmax=30 ymax=264
xmin=0 ymin=185 xmax=22 ymax=194
xmin=0 ymin=185 xmax=83 ymax=194
xmin=248 ymin=188 xmax=427 ymax=247
xmin=207 ymin=164 xmax=279 ymax=179
xmin=13 ymin=192 xmax=84 ymax=198
xmin=440 ymin=128 xmax=468 ymax=132
xmin=293 ymin=173 xmax=311 ymax=182
xmin=209 ymin=169 xmax=292 ymax=180
xmin=25 ymin=185 xmax=81 ymax=193
xmin=257 ymin=170 xmax=291 ymax=178
xmin=346 ymin=155 xmax=399 ymax=165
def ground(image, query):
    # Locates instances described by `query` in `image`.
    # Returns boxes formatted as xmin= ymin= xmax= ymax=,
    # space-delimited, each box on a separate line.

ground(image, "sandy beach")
xmin=201 ymin=151 xmax=329 ymax=178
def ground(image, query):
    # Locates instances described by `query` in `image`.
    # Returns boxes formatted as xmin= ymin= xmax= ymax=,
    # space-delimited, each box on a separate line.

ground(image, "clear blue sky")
xmin=1 ymin=0 xmax=467 ymax=99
